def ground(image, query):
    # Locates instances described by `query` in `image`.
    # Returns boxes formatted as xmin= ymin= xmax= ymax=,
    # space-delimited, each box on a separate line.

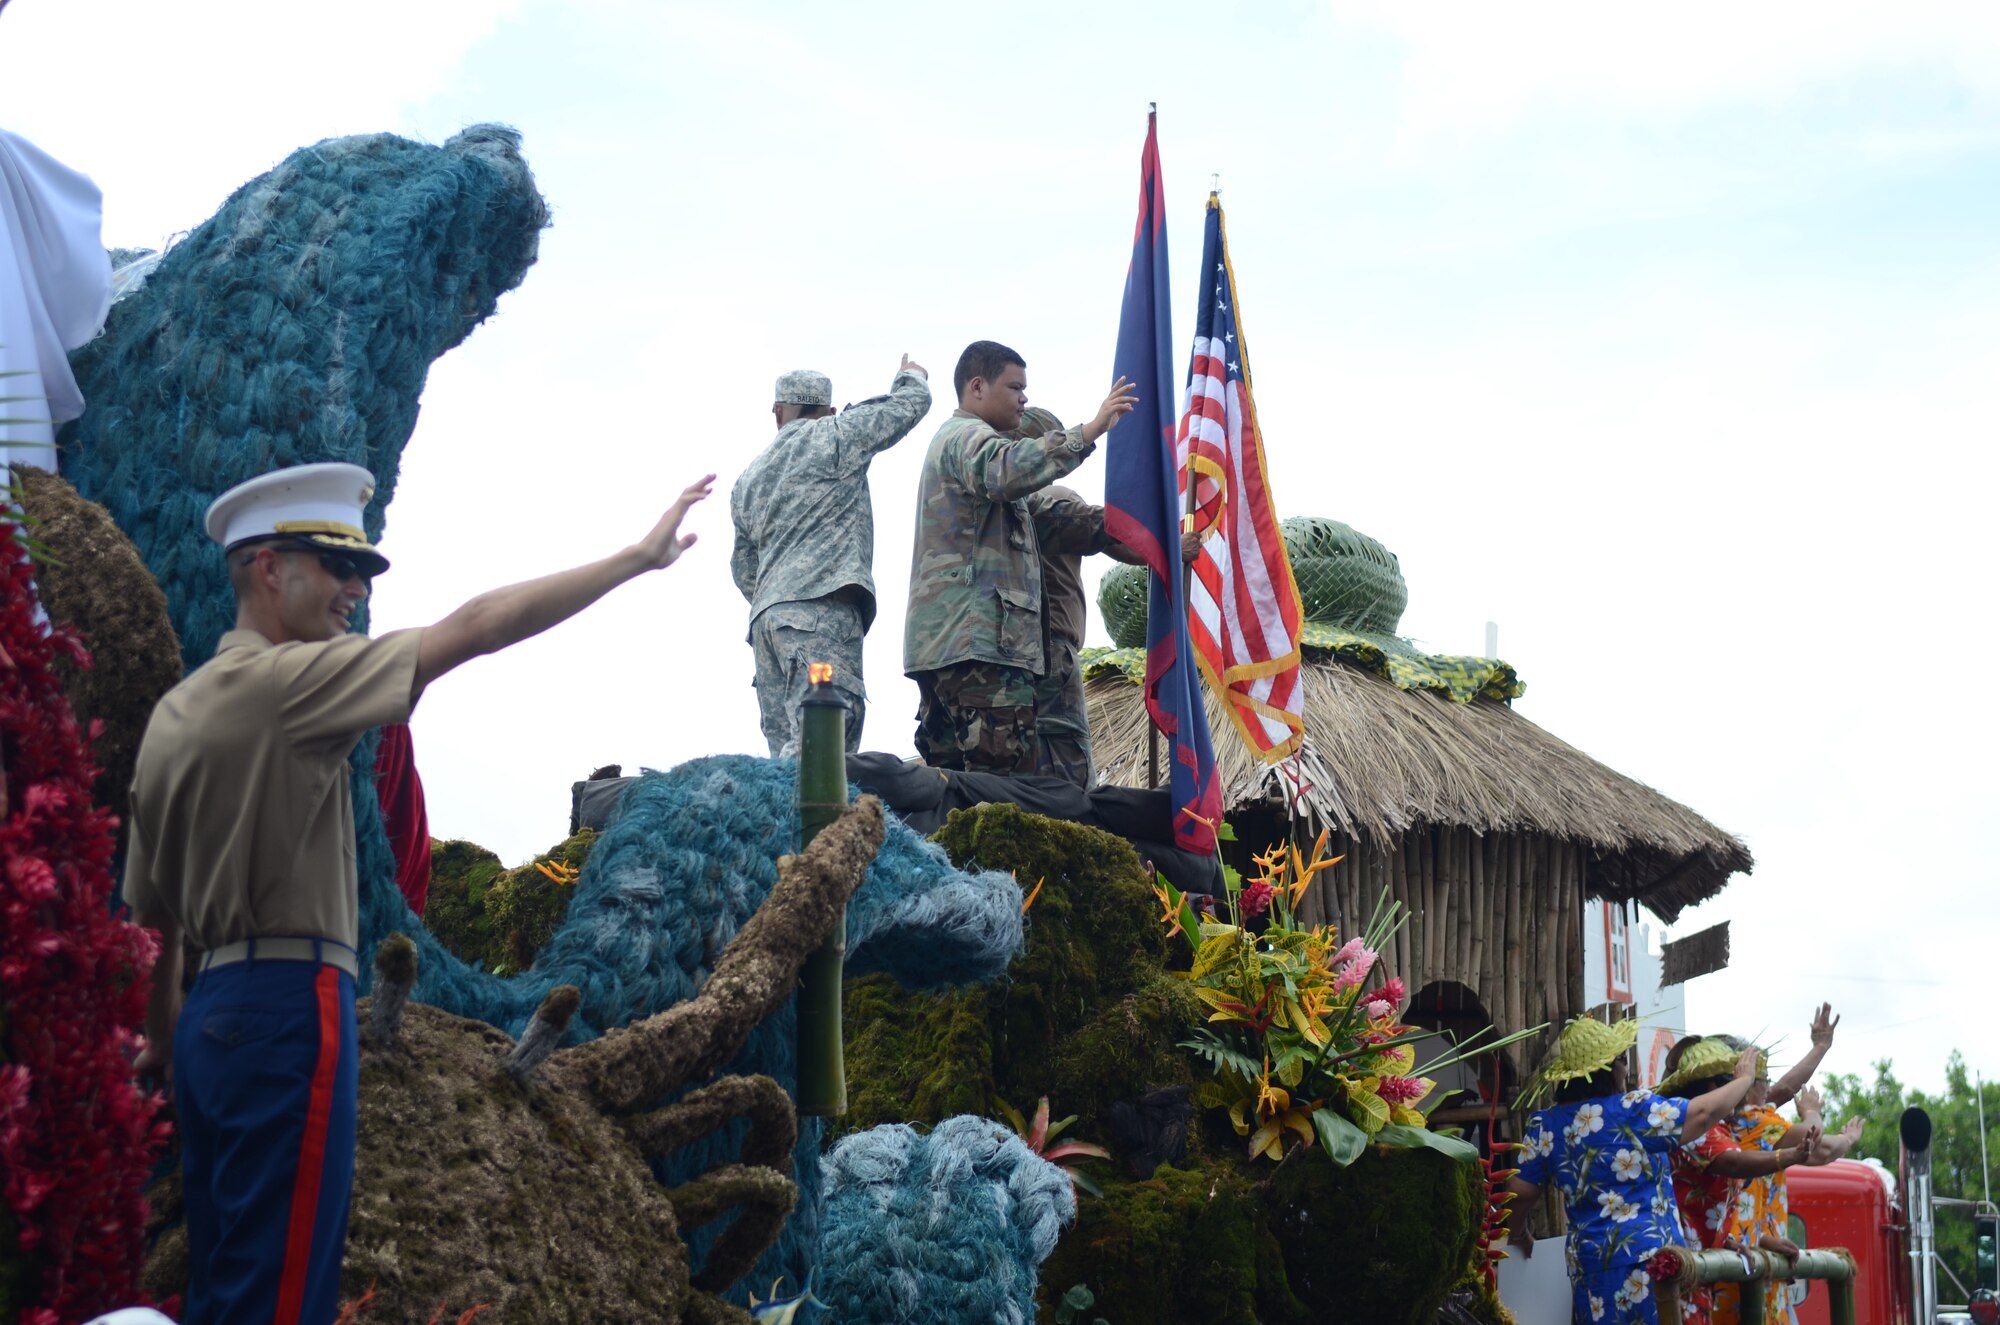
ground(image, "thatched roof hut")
xmin=1085 ymin=518 xmax=1751 ymax=1081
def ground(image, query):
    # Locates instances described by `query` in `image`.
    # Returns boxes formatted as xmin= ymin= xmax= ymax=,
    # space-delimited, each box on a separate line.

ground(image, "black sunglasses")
xmin=271 ymin=542 xmax=371 ymax=585
xmin=317 ymin=551 xmax=371 ymax=585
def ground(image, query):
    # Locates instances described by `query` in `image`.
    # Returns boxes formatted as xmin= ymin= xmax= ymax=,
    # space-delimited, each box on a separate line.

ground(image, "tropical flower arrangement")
xmin=1155 ymin=828 xmax=1538 ymax=1167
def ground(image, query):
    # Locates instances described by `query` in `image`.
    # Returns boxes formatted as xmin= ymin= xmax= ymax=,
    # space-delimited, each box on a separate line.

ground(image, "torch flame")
xmin=808 ymin=662 xmax=834 ymax=685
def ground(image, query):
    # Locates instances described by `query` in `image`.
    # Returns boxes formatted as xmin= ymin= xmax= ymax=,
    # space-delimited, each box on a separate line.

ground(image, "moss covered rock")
xmin=1040 ymin=1145 xmax=1483 ymax=1325
xmin=422 ymin=838 xmax=505 ymax=958
xmin=1268 ymin=1144 xmax=1483 ymax=1320
xmin=145 ymin=998 xmax=706 ymax=1322
xmin=843 ymin=803 xmax=1195 ymax=1141
xmin=342 ymin=1000 xmax=694 ymax=1320
xmin=1038 ymin=1161 xmax=1301 ymax=1323
xmin=425 ymin=830 xmax=594 ymax=975
xmin=842 ymin=803 xmax=1488 ymax=1325
xmin=12 ymin=464 xmax=183 ymax=840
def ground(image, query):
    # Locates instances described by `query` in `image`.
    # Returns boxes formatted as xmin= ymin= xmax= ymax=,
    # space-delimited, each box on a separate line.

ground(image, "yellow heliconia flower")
xmin=1248 ymin=1104 xmax=1319 ymax=1162
xmin=1286 ymin=831 xmax=1344 ymax=906
xmin=1256 ymin=1055 xmax=1290 ymax=1119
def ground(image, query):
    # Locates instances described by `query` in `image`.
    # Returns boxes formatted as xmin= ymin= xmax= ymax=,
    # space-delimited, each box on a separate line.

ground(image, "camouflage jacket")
xmin=730 ymin=367 xmax=931 ymax=634
xmin=902 ymin=408 xmax=1096 ymax=675
xmin=1030 ymin=484 xmax=1142 ymax=648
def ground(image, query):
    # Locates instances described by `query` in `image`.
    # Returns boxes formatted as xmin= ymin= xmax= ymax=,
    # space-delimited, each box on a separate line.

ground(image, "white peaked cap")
xmin=203 ymin=461 xmax=389 ymax=572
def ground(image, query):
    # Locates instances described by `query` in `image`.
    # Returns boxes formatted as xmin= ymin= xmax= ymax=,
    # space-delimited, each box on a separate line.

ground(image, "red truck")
xmin=1787 ymin=1109 xmax=1998 ymax=1325
xmin=1788 ymin=1159 xmax=1910 ymax=1325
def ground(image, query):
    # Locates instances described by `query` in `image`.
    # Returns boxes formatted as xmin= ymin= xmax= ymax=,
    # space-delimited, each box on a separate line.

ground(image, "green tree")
xmin=1821 ymin=1051 xmax=2000 ymax=1300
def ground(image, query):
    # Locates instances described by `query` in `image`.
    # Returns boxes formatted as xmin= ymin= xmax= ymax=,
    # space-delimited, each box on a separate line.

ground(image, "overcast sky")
xmin=5 ymin=2 xmax=1996 ymax=1097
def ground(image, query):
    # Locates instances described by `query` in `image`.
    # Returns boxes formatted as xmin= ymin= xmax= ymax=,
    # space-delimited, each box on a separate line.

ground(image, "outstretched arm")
xmin=1777 ymin=1084 xmax=1829 ymax=1150
xmin=1767 ymin=1003 xmax=1837 ymax=1106
xmin=415 ymin=474 xmax=713 ymax=692
xmin=945 ymin=378 xmax=1139 ymax=501
xmin=1682 ymin=1046 xmax=1761 ymax=1140
xmin=1710 ymin=1135 xmax=1815 ymax=1178
xmin=1809 ymin=1116 xmax=1866 ymax=1165
xmin=833 ymin=355 xmax=932 ymax=469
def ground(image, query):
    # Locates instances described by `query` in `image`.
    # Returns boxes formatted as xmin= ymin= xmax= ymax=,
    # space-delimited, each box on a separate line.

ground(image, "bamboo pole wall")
xmin=1305 ymin=825 xmax=1588 ymax=1084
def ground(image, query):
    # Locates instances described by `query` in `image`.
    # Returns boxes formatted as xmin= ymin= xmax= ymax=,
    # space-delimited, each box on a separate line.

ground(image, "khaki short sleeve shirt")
xmin=121 ymin=627 xmax=426 ymax=953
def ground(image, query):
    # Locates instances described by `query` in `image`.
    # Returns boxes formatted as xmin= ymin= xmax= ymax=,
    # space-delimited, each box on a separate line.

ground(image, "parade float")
xmin=0 ymin=120 xmax=1747 ymax=1324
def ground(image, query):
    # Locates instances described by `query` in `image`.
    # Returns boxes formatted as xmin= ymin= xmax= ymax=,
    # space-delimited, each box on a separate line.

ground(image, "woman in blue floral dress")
xmin=1506 ymin=1017 xmax=1760 ymax=1324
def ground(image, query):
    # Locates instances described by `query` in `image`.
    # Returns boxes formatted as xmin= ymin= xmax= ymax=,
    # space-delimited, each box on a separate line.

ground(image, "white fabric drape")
xmin=0 ymin=128 xmax=110 ymax=473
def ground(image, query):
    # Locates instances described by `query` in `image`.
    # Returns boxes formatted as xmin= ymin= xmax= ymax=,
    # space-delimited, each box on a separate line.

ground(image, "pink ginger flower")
xmin=1361 ymin=977 xmax=1407 ymax=1008
xmin=1378 ymin=1075 xmax=1428 ymax=1105
xmin=1329 ymin=939 xmax=1378 ymax=991
xmin=1365 ymin=999 xmax=1392 ymax=1020
xmin=1238 ymin=880 xmax=1275 ymax=918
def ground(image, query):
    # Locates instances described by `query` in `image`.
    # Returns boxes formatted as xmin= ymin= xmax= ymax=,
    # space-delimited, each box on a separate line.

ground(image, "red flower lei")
xmin=0 ymin=537 xmax=171 ymax=1321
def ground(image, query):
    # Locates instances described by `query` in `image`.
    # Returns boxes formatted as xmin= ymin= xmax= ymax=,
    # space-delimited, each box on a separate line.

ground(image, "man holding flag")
xmin=902 ymin=340 xmax=1136 ymax=775
xmin=1102 ymin=108 xmax=1224 ymax=858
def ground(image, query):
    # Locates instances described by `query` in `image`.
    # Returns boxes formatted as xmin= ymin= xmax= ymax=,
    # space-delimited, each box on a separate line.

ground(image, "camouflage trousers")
xmin=1034 ymin=635 xmax=1093 ymax=789
xmin=912 ymin=660 xmax=1038 ymax=776
xmin=751 ymin=596 xmax=866 ymax=759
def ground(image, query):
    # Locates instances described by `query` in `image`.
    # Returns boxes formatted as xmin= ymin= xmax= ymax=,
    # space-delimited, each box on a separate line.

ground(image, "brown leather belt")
xmin=198 ymin=936 xmax=359 ymax=979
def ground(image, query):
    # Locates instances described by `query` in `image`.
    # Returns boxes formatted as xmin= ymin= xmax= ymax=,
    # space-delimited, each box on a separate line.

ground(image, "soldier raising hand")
xmin=731 ymin=355 xmax=932 ymax=757
xmin=902 ymin=339 xmax=1136 ymax=776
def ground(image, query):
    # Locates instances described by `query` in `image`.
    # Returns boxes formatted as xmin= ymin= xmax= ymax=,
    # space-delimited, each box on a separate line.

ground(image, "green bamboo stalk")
xmin=794 ymin=668 xmax=848 ymax=1117
xmin=1686 ymin=1247 xmax=1856 ymax=1325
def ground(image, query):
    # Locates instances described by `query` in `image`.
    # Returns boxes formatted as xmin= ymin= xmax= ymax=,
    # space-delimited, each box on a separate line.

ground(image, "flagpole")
xmin=1185 ymin=179 xmax=1217 ymax=620
xmin=1153 ymin=175 xmax=1215 ymax=790
xmin=1144 ymin=106 xmax=1168 ymax=794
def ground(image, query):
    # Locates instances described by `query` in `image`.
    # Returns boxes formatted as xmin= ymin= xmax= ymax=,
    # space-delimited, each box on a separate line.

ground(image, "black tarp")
xmin=569 ymin=754 xmax=1222 ymax=897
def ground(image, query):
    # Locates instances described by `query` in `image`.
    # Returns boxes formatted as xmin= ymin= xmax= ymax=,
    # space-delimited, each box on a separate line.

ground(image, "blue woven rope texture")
xmin=63 ymin=124 xmax=549 ymax=671
xmin=818 ymin=1116 xmax=1076 ymax=1324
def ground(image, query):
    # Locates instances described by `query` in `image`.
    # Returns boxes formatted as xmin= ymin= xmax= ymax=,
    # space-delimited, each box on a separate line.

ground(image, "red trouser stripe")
xmin=272 ymin=966 xmax=342 ymax=1324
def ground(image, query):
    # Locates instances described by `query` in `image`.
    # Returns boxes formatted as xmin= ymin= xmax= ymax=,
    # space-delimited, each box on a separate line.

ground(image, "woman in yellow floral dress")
xmin=1659 ymin=1038 xmax=1817 ymax=1325
xmin=1704 ymin=1009 xmax=1862 ymax=1325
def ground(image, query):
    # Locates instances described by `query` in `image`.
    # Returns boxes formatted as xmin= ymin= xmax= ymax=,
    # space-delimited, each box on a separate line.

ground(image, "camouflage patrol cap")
xmin=774 ymin=370 xmax=833 ymax=407
xmin=1005 ymin=406 xmax=1066 ymax=440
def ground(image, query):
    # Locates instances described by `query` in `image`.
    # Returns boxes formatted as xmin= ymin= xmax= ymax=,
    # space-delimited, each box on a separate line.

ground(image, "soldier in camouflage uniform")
xmin=732 ymin=358 xmax=931 ymax=757
xmin=902 ymin=340 xmax=1136 ymax=775
xmin=1009 ymin=408 xmax=1149 ymax=787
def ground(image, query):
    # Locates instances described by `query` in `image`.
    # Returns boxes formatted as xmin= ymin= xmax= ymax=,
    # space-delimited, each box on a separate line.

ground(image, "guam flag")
xmin=1103 ymin=109 xmax=1222 ymax=857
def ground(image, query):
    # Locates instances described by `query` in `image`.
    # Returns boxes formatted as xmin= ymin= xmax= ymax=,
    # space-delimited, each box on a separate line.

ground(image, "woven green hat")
xmin=1712 ymin=1034 xmax=1770 ymax=1083
xmin=1524 ymin=1015 xmax=1638 ymax=1106
xmin=1657 ymin=1036 xmax=1740 ymax=1095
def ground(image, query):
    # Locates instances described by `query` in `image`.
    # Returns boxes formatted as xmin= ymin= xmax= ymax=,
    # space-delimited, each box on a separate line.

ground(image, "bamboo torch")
xmin=795 ymin=662 xmax=849 ymax=1116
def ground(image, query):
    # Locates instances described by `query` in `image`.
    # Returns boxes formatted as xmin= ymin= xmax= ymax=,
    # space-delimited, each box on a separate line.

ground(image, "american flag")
xmin=1175 ymin=195 xmax=1305 ymax=761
